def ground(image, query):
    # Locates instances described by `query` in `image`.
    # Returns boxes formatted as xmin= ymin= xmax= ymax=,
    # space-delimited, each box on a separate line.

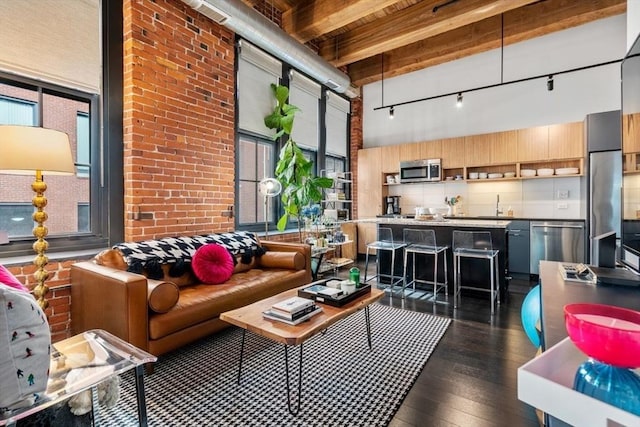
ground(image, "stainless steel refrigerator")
xmin=585 ymin=111 xmax=622 ymax=263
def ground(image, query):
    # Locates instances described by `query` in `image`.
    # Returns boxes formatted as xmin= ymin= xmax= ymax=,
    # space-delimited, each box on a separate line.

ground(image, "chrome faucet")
xmin=496 ymin=194 xmax=503 ymax=217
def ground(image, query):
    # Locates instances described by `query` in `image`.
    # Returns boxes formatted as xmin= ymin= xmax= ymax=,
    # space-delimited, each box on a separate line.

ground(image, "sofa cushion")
xmin=147 ymin=279 xmax=180 ymax=313
xmin=112 ymin=232 xmax=264 ymax=280
xmin=192 ymin=244 xmax=235 ymax=285
xmin=258 ymin=251 xmax=305 ymax=270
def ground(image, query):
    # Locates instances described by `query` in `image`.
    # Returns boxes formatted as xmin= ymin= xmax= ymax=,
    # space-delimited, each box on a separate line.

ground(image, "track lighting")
xmin=389 ymin=105 xmax=394 ymax=119
xmin=547 ymin=75 xmax=554 ymax=91
xmin=456 ymin=92 xmax=463 ymax=108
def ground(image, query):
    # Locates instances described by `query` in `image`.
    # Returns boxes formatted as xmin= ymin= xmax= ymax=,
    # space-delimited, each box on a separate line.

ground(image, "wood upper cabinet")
xmin=623 ymin=113 xmax=640 ymax=154
xmin=441 ymin=137 xmax=465 ymax=168
xmin=357 ymin=147 xmax=382 ymax=218
xmin=491 ymin=130 xmax=517 ymax=164
xmin=549 ymin=121 xmax=584 ymax=159
xmin=517 ymin=126 xmax=548 ymax=162
xmin=380 ymin=144 xmax=401 ymax=173
xmin=417 ymin=140 xmax=442 ymax=160
xmin=399 ymin=142 xmax=423 ymax=163
xmin=464 ymin=134 xmax=492 ymax=166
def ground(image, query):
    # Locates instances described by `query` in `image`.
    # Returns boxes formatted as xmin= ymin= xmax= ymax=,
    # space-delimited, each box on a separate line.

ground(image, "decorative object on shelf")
xmin=445 ymin=195 xmax=462 ymax=216
xmin=565 ymin=303 xmax=640 ymax=416
xmin=264 ymin=84 xmax=333 ymax=241
xmin=0 ymin=125 xmax=75 ymax=310
xmin=258 ymin=177 xmax=282 ymax=238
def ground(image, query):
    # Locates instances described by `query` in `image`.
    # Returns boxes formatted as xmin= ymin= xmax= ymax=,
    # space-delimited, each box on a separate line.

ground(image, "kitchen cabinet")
xmin=441 ymin=137 xmax=466 ymax=169
xmin=357 ymin=147 xmax=382 ymax=218
xmin=357 ymin=222 xmax=377 ymax=255
xmin=492 ymin=130 xmax=518 ymax=164
xmin=381 ymin=144 xmax=401 ymax=173
xmin=549 ymin=122 xmax=584 ymax=159
xmin=507 ymin=220 xmax=530 ymax=276
xmin=464 ymin=133 xmax=492 ymax=166
xmin=415 ymin=140 xmax=442 ymax=160
xmin=517 ymin=126 xmax=549 ymax=162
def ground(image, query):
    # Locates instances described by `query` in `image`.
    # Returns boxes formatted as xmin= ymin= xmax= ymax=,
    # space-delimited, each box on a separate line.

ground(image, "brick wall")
xmin=7 ymin=263 xmax=74 ymax=343
xmin=122 ymin=0 xmax=236 ymax=242
xmin=350 ymin=97 xmax=363 ymax=219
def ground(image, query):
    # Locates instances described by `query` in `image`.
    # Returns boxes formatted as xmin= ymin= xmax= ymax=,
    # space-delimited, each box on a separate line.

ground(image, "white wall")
xmin=388 ymin=177 xmax=582 ymax=219
xmin=363 ymin=14 xmax=627 ymax=147
xmin=628 ymin=0 xmax=640 ymax=52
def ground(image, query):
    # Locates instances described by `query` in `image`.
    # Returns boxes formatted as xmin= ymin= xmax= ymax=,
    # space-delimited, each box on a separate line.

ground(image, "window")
xmin=0 ymin=204 xmax=33 ymax=238
xmin=237 ymin=134 xmax=276 ymax=230
xmin=0 ymin=96 xmax=36 ymax=125
xmin=235 ymin=40 xmax=351 ymax=232
xmin=76 ymin=112 xmax=90 ymax=177
xmin=77 ymin=202 xmax=90 ymax=233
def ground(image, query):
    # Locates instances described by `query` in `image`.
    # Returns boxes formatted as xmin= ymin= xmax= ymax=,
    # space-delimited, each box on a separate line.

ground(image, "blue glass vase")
xmin=573 ymin=359 xmax=640 ymax=416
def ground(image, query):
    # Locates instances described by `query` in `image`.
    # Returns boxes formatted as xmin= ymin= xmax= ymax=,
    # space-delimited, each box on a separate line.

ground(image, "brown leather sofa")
xmin=71 ymin=239 xmax=311 ymax=356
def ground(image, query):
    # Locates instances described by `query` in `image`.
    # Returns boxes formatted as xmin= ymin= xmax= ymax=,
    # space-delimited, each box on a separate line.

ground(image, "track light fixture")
xmin=373 ymin=59 xmax=620 ymax=113
xmin=456 ymin=92 xmax=463 ymax=108
xmin=389 ymin=105 xmax=394 ymax=119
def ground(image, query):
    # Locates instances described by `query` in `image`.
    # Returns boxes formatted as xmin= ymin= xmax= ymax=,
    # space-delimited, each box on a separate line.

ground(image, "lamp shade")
xmin=0 ymin=125 xmax=75 ymax=175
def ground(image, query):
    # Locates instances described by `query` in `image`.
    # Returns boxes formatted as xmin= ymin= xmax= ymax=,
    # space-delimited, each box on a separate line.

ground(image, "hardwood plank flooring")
xmin=333 ymin=261 xmax=541 ymax=427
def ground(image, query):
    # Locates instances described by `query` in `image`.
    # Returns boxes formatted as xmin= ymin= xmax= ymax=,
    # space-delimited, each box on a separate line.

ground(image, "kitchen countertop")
xmin=448 ymin=216 xmax=585 ymax=222
xmin=356 ymin=217 xmax=511 ymax=228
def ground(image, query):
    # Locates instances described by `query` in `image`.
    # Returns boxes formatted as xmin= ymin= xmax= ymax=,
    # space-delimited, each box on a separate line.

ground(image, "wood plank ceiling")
xmin=244 ymin=0 xmax=626 ymax=90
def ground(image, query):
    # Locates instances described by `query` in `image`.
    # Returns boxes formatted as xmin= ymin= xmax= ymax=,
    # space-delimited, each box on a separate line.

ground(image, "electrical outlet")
xmin=557 ymin=190 xmax=569 ymax=199
xmin=558 ymin=203 xmax=568 ymax=209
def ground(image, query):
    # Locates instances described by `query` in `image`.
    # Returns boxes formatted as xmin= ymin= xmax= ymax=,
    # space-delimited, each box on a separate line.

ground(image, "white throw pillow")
xmin=0 ymin=285 xmax=51 ymax=410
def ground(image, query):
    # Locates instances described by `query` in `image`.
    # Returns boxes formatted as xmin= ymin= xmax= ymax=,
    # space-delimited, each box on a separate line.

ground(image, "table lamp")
xmin=0 ymin=125 xmax=75 ymax=310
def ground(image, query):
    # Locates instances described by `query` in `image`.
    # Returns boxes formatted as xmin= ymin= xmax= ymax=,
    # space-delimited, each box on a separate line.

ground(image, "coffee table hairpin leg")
xmin=364 ymin=306 xmax=372 ymax=350
xmin=284 ymin=344 xmax=304 ymax=415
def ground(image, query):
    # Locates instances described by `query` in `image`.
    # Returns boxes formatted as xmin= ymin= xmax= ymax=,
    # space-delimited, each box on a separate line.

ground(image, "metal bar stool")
xmin=452 ymin=230 xmax=500 ymax=314
xmin=402 ymin=228 xmax=448 ymax=299
xmin=364 ymin=226 xmax=406 ymax=292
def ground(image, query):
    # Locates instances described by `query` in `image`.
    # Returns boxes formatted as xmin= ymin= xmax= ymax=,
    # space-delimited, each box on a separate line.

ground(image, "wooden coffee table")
xmin=220 ymin=285 xmax=384 ymax=415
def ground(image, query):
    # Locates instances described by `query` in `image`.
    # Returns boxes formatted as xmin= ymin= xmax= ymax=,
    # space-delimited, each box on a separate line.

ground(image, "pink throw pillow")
xmin=191 ymin=244 xmax=234 ymax=285
xmin=0 ymin=265 xmax=28 ymax=292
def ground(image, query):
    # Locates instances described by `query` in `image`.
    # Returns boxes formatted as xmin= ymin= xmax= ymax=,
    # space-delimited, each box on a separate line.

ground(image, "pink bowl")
xmin=564 ymin=303 xmax=640 ymax=368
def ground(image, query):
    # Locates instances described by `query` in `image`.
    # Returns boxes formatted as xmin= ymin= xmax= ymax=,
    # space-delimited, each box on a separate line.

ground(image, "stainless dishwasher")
xmin=530 ymin=221 xmax=585 ymax=275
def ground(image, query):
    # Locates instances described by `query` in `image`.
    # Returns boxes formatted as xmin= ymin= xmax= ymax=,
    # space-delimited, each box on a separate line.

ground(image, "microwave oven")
xmin=400 ymin=159 xmax=441 ymax=183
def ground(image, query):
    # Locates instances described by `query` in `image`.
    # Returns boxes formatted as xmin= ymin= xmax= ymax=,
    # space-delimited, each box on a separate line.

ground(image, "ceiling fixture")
xmin=389 ymin=106 xmax=395 ymax=119
xmin=547 ymin=75 xmax=554 ymax=91
xmin=180 ymin=0 xmax=358 ymax=98
xmin=373 ymin=58 xmax=621 ymax=113
xmin=456 ymin=93 xmax=463 ymax=108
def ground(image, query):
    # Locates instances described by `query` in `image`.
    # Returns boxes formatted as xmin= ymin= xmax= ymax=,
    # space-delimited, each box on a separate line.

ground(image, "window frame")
xmin=236 ymin=131 xmax=278 ymax=233
xmin=0 ymin=0 xmax=123 ymax=257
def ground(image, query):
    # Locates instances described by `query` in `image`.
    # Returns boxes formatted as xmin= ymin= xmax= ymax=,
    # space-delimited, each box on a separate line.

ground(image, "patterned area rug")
xmin=98 ymin=304 xmax=450 ymax=427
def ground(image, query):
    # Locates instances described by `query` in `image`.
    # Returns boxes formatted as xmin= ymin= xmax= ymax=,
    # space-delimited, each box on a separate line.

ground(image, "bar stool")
xmin=364 ymin=227 xmax=406 ymax=292
xmin=452 ymin=230 xmax=500 ymax=314
xmin=402 ymin=228 xmax=448 ymax=299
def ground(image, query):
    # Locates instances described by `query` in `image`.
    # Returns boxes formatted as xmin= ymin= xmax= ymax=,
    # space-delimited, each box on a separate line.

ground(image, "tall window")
xmin=0 ymin=0 xmax=117 ymax=257
xmin=235 ymin=40 xmax=351 ymax=232
xmin=237 ymin=135 xmax=275 ymax=229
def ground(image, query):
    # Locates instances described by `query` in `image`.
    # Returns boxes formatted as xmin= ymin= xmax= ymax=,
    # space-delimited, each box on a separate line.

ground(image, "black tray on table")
xmin=298 ymin=277 xmax=371 ymax=307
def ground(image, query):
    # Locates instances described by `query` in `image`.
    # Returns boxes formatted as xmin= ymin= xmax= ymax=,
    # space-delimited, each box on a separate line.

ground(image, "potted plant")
xmin=264 ymin=83 xmax=333 ymax=241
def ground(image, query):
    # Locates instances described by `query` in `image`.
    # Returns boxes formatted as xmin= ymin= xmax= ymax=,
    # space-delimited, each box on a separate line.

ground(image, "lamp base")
xmin=574 ymin=359 xmax=640 ymax=416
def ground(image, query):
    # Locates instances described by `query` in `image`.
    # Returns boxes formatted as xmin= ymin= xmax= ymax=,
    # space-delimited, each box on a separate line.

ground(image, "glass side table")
xmin=1 ymin=329 xmax=157 ymax=427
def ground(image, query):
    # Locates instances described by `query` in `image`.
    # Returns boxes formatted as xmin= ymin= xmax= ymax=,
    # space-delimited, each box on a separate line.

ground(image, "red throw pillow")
xmin=191 ymin=244 xmax=235 ymax=285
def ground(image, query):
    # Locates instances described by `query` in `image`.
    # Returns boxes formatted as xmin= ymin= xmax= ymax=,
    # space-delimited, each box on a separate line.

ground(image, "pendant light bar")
xmin=373 ymin=58 xmax=622 ymax=113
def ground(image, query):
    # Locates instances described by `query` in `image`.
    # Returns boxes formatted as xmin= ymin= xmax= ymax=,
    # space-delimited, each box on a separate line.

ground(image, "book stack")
xmin=262 ymin=296 xmax=322 ymax=325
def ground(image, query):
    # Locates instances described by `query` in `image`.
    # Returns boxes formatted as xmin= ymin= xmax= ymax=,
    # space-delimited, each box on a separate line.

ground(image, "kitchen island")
xmin=356 ymin=218 xmax=510 ymax=301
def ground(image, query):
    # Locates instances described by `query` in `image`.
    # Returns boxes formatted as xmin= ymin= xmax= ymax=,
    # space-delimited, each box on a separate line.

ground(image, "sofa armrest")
xmin=260 ymin=241 xmax=312 ymax=280
xmin=71 ymin=261 xmax=150 ymax=352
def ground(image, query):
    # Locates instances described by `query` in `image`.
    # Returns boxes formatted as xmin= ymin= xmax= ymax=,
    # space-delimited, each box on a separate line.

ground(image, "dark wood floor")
xmin=335 ymin=261 xmax=541 ymax=427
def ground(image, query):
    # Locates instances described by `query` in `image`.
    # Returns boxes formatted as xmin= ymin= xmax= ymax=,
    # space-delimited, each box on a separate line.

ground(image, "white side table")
xmin=1 ymin=329 xmax=157 ymax=427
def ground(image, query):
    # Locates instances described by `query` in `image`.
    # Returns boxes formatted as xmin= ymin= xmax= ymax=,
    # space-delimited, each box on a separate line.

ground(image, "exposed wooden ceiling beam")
xmin=319 ymin=0 xmax=540 ymax=67
xmin=282 ymin=0 xmax=405 ymax=43
xmin=348 ymin=0 xmax=626 ymax=86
